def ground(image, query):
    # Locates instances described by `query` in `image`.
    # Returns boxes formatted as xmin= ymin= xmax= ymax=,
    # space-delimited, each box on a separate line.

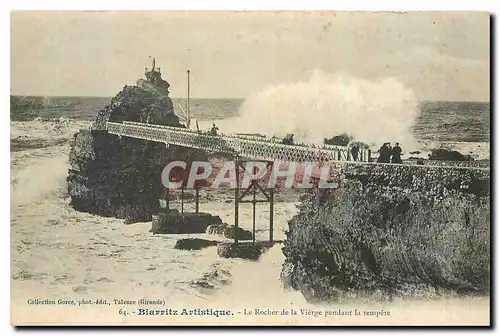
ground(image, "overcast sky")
xmin=11 ymin=11 xmax=489 ymax=101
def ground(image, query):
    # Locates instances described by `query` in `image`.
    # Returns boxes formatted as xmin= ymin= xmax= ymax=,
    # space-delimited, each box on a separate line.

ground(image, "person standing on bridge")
xmin=377 ymin=143 xmax=390 ymax=163
xmin=391 ymin=142 xmax=403 ymax=164
xmin=210 ymin=122 xmax=219 ymax=136
xmin=282 ymin=134 xmax=295 ymax=145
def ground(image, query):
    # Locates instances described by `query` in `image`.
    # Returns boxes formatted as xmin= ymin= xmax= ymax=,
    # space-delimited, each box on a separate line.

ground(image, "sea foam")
xmin=218 ymin=70 xmax=420 ymax=151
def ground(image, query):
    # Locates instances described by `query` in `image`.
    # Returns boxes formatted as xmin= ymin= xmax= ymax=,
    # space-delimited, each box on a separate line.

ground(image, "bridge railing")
xmin=106 ymin=121 xmax=371 ymax=163
xmin=121 ymin=121 xmax=349 ymax=150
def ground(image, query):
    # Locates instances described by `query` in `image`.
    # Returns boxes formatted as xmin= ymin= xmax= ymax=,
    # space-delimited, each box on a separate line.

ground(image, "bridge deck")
xmin=104 ymin=121 xmax=489 ymax=171
xmin=106 ymin=121 xmax=371 ymax=163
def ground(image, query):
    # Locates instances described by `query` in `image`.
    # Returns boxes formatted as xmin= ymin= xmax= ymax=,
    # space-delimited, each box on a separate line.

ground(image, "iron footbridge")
xmin=105 ymin=121 xmax=370 ymax=163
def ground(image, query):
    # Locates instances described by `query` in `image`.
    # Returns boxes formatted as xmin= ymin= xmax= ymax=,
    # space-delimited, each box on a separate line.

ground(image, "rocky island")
xmin=67 ymin=60 xmax=206 ymax=223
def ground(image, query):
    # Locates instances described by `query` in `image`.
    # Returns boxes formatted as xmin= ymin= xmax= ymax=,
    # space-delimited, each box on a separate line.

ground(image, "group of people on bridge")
xmin=377 ymin=142 xmax=403 ymax=164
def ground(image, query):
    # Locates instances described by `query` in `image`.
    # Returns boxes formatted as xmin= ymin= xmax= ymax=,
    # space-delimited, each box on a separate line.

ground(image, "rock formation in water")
xmin=174 ymin=238 xmax=220 ymax=251
xmin=324 ymin=133 xmax=353 ymax=146
xmin=281 ymin=164 xmax=490 ymax=302
xmin=67 ymin=61 xmax=207 ymax=223
xmin=217 ymin=242 xmax=276 ymax=260
xmin=206 ymin=223 xmax=254 ymax=240
xmin=429 ymin=148 xmax=474 ymax=161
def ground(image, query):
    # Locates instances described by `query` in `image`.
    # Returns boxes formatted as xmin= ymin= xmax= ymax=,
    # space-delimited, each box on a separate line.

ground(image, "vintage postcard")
xmin=10 ymin=11 xmax=490 ymax=326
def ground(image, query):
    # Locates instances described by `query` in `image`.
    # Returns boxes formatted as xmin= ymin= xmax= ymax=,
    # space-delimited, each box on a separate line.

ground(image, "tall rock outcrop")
xmin=281 ymin=164 xmax=490 ymax=302
xmin=67 ymin=62 xmax=206 ymax=223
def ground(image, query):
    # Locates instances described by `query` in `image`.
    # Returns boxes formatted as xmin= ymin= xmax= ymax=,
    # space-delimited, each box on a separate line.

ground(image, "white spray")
xmin=219 ymin=70 xmax=420 ymax=151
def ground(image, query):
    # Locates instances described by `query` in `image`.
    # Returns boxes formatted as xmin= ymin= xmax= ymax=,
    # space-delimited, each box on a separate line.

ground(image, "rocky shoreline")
xmin=63 ymin=65 xmax=490 ymax=303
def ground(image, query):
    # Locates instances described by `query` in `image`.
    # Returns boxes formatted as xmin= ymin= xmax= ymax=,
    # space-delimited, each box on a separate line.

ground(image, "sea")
xmin=11 ymin=97 xmax=490 ymax=143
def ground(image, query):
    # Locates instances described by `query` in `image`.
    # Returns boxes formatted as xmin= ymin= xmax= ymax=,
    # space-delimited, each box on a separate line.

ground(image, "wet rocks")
xmin=206 ymin=223 xmax=253 ymax=241
xmin=324 ymin=133 xmax=353 ymax=146
xmin=151 ymin=212 xmax=223 ymax=234
xmin=217 ymin=242 xmax=273 ymax=260
xmin=67 ymin=65 xmax=208 ymax=223
xmin=282 ymin=164 xmax=491 ymax=303
xmin=190 ymin=264 xmax=232 ymax=291
xmin=429 ymin=148 xmax=474 ymax=161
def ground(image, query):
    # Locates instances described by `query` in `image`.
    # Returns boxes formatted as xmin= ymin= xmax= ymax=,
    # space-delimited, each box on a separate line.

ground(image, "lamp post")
xmin=187 ymin=70 xmax=190 ymax=129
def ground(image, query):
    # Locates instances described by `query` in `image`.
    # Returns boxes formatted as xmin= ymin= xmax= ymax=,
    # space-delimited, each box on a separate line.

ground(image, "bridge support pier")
xmin=269 ymin=188 xmax=274 ymax=243
xmin=233 ymin=158 xmax=275 ymax=244
xmin=234 ymin=159 xmax=240 ymax=244
xmin=164 ymin=188 xmax=170 ymax=211
xmin=181 ymin=185 xmax=185 ymax=214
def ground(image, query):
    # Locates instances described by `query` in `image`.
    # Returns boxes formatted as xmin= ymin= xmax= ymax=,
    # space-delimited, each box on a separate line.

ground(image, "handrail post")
xmin=269 ymin=188 xmax=274 ymax=243
xmin=234 ymin=156 xmax=240 ymax=244
xmin=195 ymin=185 xmax=200 ymax=213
